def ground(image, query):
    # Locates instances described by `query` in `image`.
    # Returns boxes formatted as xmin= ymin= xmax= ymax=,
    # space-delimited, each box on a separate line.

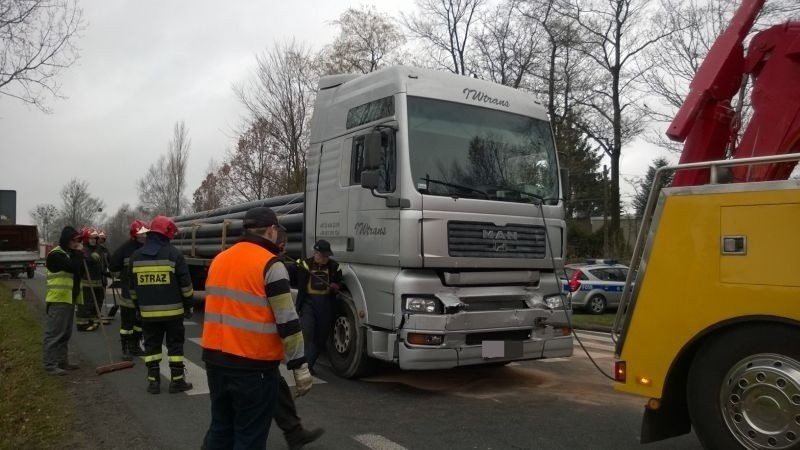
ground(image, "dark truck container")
xmin=0 ymin=225 xmax=39 ymax=279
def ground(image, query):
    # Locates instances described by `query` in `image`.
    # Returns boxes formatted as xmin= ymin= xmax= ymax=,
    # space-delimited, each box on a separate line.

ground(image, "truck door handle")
xmin=347 ymin=237 xmax=354 ymax=252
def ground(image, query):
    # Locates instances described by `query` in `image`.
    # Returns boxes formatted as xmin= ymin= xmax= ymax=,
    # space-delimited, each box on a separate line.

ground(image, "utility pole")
xmin=603 ymin=164 xmax=609 ymax=256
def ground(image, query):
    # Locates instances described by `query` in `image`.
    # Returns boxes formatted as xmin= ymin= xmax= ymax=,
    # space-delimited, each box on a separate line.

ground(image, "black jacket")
xmin=109 ymin=239 xmax=142 ymax=299
xmin=295 ymin=257 xmax=343 ymax=305
xmin=128 ymin=234 xmax=193 ymax=321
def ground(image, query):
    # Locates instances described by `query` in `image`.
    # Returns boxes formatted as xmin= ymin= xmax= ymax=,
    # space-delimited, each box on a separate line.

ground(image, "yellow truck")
xmin=612 ymin=1 xmax=800 ymax=448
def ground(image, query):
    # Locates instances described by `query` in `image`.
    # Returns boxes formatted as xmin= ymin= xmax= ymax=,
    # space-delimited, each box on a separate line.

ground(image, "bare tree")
xmin=640 ymin=0 xmax=800 ymax=151
xmin=30 ymin=203 xmax=58 ymax=242
xmin=320 ymin=6 xmax=406 ymax=75
xmin=137 ymin=120 xmax=191 ymax=216
xmin=402 ymin=0 xmax=485 ymax=75
xmin=234 ymin=41 xmax=317 ymax=194
xmin=472 ymin=0 xmax=544 ymax=88
xmin=57 ymin=177 xmax=104 ymax=229
xmin=558 ymin=0 xmax=675 ymax=255
xmin=0 ymin=0 xmax=84 ymax=111
xmin=100 ymin=203 xmax=147 ymax=251
xmin=192 ymin=160 xmax=226 ymax=212
xmin=218 ymin=118 xmax=285 ymax=203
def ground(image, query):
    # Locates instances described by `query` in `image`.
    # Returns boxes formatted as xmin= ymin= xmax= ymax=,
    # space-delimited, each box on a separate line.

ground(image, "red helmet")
xmin=149 ymin=216 xmax=177 ymax=239
xmin=79 ymin=227 xmax=98 ymax=243
xmin=129 ymin=219 xmax=150 ymax=239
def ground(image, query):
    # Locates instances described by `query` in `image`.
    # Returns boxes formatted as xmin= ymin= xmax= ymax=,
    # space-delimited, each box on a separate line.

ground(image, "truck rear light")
xmin=614 ymin=360 xmax=627 ymax=382
xmin=407 ymin=333 xmax=443 ymax=346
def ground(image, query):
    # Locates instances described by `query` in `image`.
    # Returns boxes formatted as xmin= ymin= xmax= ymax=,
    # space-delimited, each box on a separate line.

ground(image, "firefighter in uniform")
xmin=129 ymin=215 xmax=194 ymax=394
xmin=76 ymin=227 xmax=104 ymax=331
xmin=42 ymin=226 xmax=84 ymax=375
xmin=109 ymin=220 xmax=149 ymax=360
xmin=296 ymin=239 xmax=343 ymax=373
xmin=202 ymin=207 xmax=312 ymax=449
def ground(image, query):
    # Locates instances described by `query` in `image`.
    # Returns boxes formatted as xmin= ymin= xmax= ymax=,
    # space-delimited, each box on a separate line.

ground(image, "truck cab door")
xmin=346 ymin=128 xmax=401 ymax=267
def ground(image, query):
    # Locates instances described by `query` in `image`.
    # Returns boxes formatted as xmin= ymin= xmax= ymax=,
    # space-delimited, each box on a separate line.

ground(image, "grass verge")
xmin=0 ymin=284 xmax=71 ymax=449
xmin=570 ymin=312 xmax=615 ymax=330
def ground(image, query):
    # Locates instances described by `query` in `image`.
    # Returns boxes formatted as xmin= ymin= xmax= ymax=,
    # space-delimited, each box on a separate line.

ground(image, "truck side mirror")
xmin=363 ymin=131 xmax=384 ymax=170
xmin=361 ymin=170 xmax=380 ymax=189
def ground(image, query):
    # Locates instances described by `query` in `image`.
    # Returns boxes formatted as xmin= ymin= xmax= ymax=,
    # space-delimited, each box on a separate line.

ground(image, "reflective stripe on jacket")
xmin=129 ymin=244 xmax=193 ymax=321
xmin=46 ymin=246 xmax=83 ymax=305
xmin=202 ymin=241 xmax=285 ymax=362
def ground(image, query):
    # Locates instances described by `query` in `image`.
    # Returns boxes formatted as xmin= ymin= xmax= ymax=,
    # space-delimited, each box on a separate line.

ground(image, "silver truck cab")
xmin=304 ymin=66 xmax=572 ymax=377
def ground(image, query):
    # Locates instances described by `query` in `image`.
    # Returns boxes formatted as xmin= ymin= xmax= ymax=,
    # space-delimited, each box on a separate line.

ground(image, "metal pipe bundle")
xmin=172 ymin=193 xmax=305 ymax=260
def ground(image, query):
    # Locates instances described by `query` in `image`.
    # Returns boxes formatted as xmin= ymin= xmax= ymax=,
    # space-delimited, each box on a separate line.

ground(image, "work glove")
xmin=184 ymin=307 xmax=193 ymax=320
xmin=293 ymin=363 xmax=313 ymax=397
xmin=329 ymin=282 xmax=341 ymax=293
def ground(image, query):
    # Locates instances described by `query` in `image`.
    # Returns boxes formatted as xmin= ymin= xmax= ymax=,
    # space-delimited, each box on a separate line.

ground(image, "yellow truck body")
xmin=614 ymin=180 xmax=800 ymax=448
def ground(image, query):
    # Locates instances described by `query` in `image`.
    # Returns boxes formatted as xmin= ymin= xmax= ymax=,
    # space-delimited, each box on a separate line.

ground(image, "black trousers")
xmin=142 ymin=318 xmax=184 ymax=368
xmin=119 ymin=304 xmax=142 ymax=336
xmin=201 ymin=372 xmax=302 ymax=449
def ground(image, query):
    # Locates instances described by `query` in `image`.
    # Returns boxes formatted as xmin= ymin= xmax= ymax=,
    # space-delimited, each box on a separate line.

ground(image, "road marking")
xmin=185 ymin=337 xmax=326 ymax=386
xmin=353 ymin=434 xmax=408 ymax=450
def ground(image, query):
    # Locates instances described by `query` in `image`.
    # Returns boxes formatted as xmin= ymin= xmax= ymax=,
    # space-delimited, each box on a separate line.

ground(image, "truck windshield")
xmin=407 ymin=96 xmax=559 ymax=203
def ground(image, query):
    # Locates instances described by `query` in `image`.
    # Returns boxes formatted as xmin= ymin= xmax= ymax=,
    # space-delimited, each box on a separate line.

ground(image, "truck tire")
xmin=687 ymin=324 xmax=800 ymax=450
xmin=27 ymin=267 xmax=35 ymax=279
xmin=326 ymin=296 xmax=373 ymax=378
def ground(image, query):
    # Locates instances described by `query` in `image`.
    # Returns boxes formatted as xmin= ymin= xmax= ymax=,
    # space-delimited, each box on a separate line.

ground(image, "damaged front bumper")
xmin=397 ymin=305 xmax=573 ymax=370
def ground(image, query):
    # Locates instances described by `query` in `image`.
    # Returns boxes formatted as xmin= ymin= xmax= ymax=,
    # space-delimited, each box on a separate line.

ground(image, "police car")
xmin=562 ymin=260 xmax=630 ymax=314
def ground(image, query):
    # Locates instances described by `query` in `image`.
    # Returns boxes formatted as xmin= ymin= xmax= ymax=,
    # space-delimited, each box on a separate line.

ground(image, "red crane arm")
xmin=668 ymin=0 xmax=765 ymax=187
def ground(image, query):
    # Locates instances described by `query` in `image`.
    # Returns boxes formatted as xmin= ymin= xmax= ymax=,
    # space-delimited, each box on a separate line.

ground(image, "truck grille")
xmin=448 ymin=221 xmax=546 ymax=259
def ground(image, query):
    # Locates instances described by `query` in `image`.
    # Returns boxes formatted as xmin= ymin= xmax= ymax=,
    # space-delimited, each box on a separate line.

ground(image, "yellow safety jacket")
xmin=45 ymin=246 xmax=83 ymax=305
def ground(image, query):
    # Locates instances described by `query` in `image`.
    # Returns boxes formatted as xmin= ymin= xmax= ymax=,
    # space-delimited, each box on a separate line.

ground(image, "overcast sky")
xmin=0 ymin=0 xmax=671 ymax=226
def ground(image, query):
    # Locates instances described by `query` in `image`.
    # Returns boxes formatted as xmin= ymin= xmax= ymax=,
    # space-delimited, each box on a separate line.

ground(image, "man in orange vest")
xmin=202 ymin=207 xmax=312 ymax=450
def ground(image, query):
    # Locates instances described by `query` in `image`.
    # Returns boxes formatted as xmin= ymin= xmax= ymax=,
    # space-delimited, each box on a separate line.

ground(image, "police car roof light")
xmin=585 ymin=258 xmax=618 ymax=265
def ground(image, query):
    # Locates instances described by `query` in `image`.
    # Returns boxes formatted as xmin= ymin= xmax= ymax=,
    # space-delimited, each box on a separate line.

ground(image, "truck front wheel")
xmin=326 ymin=296 xmax=373 ymax=378
xmin=687 ymin=324 xmax=800 ymax=450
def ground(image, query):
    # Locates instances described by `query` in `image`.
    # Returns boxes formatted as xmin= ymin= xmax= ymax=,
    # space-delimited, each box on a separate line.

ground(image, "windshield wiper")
xmin=420 ymin=177 xmax=489 ymax=199
xmin=487 ymin=186 xmax=545 ymax=204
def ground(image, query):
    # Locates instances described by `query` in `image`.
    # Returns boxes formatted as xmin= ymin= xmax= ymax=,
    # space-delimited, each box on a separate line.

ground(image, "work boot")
xmin=286 ymin=427 xmax=325 ymax=450
xmin=168 ymin=366 xmax=193 ymax=394
xmin=121 ymin=340 xmax=133 ymax=362
xmin=45 ymin=367 xmax=68 ymax=376
xmin=147 ymin=366 xmax=161 ymax=394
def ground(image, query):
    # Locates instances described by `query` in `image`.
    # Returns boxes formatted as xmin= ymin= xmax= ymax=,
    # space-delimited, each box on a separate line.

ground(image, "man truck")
xmin=174 ymin=66 xmax=573 ymax=378
xmin=613 ymin=1 xmax=800 ymax=448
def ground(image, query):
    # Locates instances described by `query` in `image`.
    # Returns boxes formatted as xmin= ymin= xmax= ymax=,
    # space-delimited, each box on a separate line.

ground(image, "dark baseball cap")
xmin=243 ymin=207 xmax=285 ymax=230
xmin=313 ymin=239 xmax=333 ymax=256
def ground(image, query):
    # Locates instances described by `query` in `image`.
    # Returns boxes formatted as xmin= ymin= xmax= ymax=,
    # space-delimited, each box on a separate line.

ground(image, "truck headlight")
xmin=544 ymin=294 xmax=569 ymax=310
xmin=404 ymin=296 xmax=443 ymax=314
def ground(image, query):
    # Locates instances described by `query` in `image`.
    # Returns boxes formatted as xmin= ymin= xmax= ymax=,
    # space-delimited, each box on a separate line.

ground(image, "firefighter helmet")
xmin=79 ymin=227 xmax=98 ymax=243
xmin=129 ymin=219 xmax=150 ymax=239
xmin=148 ymin=216 xmax=177 ymax=239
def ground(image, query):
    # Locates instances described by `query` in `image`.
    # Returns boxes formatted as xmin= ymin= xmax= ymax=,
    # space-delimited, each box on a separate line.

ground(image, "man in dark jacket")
xmin=129 ymin=215 xmax=194 ymax=394
xmin=42 ymin=226 xmax=84 ymax=375
xmin=109 ymin=219 xmax=149 ymax=360
xmin=296 ymin=239 xmax=343 ymax=373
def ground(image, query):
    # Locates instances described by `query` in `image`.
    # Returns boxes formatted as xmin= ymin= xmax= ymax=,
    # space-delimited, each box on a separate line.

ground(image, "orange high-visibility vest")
xmin=201 ymin=241 xmax=284 ymax=362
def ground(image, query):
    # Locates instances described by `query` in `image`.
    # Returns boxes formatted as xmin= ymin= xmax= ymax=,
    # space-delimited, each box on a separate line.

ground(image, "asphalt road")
xmin=17 ymin=270 xmax=703 ymax=450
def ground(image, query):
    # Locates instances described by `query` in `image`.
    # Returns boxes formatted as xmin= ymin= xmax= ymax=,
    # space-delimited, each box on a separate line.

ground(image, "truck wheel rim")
xmin=721 ymin=353 xmax=800 ymax=450
xmin=333 ymin=316 xmax=351 ymax=354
